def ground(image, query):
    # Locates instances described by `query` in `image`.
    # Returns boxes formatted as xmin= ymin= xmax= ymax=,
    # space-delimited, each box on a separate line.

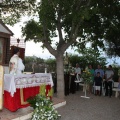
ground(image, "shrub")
xmin=27 ymin=94 xmax=61 ymax=120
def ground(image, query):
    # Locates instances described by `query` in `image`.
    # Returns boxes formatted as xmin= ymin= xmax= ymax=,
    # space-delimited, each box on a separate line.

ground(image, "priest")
xmin=9 ymin=47 xmax=25 ymax=74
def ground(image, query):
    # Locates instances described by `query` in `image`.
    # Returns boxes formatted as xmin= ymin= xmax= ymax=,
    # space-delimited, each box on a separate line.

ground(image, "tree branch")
xmin=70 ymin=0 xmax=83 ymax=40
xmin=61 ymin=23 xmax=80 ymax=52
xmin=87 ymin=0 xmax=91 ymax=6
xmin=42 ymin=20 xmax=57 ymax=56
xmin=43 ymin=40 xmax=57 ymax=57
xmin=56 ymin=6 xmax=63 ymax=42
xmin=70 ymin=21 xmax=75 ymax=40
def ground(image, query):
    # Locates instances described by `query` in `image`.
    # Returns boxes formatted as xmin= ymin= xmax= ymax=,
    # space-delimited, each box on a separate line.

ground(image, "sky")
xmin=7 ymin=18 xmax=120 ymax=66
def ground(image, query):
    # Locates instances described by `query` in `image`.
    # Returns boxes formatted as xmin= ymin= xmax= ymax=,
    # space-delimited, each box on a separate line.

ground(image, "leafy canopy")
xmin=1 ymin=0 xmax=120 ymax=57
xmin=21 ymin=0 xmax=100 ymax=57
xmin=0 ymin=0 xmax=36 ymax=25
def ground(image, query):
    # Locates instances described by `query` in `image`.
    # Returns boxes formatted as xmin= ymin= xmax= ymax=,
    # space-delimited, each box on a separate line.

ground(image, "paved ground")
xmin=57 ymin=91 xmax=120 ymax=120
xmin=0 ymin=97 xmax=65 ymax=120
xmin=1 ymin=90 xmax=120 ymax=120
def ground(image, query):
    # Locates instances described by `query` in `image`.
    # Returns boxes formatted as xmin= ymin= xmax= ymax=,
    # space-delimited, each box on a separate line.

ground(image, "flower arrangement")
xmin=81 ymin=69 xmax=92 ymax=84
xmin=27 ymin=94 xmax=61 ymax=120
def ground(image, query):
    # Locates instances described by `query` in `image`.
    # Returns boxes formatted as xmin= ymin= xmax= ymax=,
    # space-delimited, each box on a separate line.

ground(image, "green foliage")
xmin=45 ymin=58 xmax=56 ymax=66
xmin=25 ymin=56 xmax=44 ymax=64
xmin=105 ymin=23 xmax=120 ymax=57
xmin=96 ymin=0 xmax=120 ymax=57
xmin=69 ymin=54 xmax=81 ymax=67
xmin=68 ymin=48 xmax=106 ymax=69
xmin=1 ymin=0 xmax=120 ymax=57
xmin=22 ymin=20 xmax=44 ymax=42
xmin=39 ymin=84 xmax=46 ymax=96
xmin=48 ymin=88 xmax=53 ymax=97
xmin=0 ymin=0 xmax=36 ymax=25
xmin=44 ymin=58 xmax=56 ymax=72
xmin=75 ymin=47 xmax=107 ymax=68
xmin=27 ymin=94 xmax=61 ymax=120
xmin=81 ymin=69 xmax=93 ymax=84
xmin=22 ymin=0 xmax=117 ymax=53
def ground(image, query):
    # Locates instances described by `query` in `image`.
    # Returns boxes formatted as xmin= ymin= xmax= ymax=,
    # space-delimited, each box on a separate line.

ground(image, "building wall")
xmin=10 ymin=37 xmax=26 ymax=49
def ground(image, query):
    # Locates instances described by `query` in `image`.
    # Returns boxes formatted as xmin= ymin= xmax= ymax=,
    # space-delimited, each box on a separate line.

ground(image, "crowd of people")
xmin=74 ymin=63 xmax=120 ymax=98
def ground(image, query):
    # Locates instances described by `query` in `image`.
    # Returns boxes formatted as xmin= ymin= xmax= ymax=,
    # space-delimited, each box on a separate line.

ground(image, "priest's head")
xmin=14 ymin=47 xmax=20 ymax=56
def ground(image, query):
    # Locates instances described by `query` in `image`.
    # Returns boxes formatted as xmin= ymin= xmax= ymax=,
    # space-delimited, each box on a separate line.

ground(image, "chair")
xmin=93 ymin=81 xmax=105 ymax=95
xmin=74 ymin=74 xmax=83 ymax=82
xmin=74 ymin=74 xmax=84 ymax=91
xmin=112 ymin=82 xmax=120 ymax=98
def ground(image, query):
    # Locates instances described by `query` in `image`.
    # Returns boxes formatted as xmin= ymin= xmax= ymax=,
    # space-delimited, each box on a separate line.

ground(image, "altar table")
xmin=4 ymin=73 xmax=53 ymax=112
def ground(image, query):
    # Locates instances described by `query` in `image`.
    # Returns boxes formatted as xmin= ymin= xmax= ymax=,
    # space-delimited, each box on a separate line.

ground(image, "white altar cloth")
xmin=4 ymin=73 xmax=53 ymax=97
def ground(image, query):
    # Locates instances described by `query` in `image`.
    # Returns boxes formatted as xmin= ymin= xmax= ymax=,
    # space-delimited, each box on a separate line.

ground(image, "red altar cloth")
xmin=4 ymin=85 xmax=51 ymax=112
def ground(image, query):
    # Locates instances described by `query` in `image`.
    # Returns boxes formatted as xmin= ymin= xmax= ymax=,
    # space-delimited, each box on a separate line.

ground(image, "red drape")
xmin=4 ymin=85 xmax=51 ymax=112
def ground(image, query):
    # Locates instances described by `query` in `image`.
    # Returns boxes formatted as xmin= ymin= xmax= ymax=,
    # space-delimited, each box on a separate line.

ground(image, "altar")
xmin=3 ymin=73 xmax=53 ymax=112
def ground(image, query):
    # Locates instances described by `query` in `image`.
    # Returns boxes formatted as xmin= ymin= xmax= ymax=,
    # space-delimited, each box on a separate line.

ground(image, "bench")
xmin=112 ymin=82 xmax=120 ymax=98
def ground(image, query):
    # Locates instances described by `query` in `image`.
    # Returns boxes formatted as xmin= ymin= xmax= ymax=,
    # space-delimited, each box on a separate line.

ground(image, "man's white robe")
xmin=9 ymin=54 xmax=25 ymax=75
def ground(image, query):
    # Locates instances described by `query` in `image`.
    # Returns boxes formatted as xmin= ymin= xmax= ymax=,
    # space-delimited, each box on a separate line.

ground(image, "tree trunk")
xmin=56 ymin=53 xmax=65 ymax=99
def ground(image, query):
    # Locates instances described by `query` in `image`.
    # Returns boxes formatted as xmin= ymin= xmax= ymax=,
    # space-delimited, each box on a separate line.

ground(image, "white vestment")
xmin=9 ymin=54 xmax=25 ymax=75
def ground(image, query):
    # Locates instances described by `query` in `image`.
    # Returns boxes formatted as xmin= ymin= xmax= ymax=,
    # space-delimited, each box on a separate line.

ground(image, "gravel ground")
xmin=57 ymin=91 xmax=120 ymax=120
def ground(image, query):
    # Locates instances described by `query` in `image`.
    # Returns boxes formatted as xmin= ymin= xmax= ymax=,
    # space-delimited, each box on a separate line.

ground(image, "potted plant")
xmin=81 ymin=68 xmax=92 ymax=98
xmin=27 ymin=94 xmax=61 ymax=120
xmin=81 ymin=70 xmax=93 ymax=84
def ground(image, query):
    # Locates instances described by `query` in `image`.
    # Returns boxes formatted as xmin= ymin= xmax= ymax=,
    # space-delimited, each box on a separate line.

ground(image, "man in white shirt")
xmin=9 ymin=47 xmax=25 ymax=75
xmin=75 ymin=63 xmax=81 ymax=91
xmin=75 ymin=63 xmax=81 ymax=75
xmin=105 ymin=65 xmax=114 ymax=97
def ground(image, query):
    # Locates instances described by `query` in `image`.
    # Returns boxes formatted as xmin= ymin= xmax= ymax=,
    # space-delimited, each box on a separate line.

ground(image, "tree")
xmin=21 ymin=0 xmax=120 ymax=99
xmin=22 ymin=0 xmax=100 ymax=99
xmin=1 ymin=0 xmax=120 ymax=99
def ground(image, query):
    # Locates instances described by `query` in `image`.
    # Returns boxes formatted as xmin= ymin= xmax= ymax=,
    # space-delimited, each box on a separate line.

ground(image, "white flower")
xmin=36 ymin=102 xmax=39 ymax=106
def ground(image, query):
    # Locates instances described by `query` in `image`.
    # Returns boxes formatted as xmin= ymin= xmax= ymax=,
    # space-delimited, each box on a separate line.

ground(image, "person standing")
xmin=94 ymin=65 xmax=104 ymax=78
xmin=75 ymin=63 xmax=81 ymax=91
xmin=9 ymin=47 xmax=25 ymax=75
xmin=75 ymin=63 xmax=81 ymax=75
xmin=88 ymin=65 xmax=94 ymax=94
xmin=105 ymin=65 xmax=114 ymax=97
